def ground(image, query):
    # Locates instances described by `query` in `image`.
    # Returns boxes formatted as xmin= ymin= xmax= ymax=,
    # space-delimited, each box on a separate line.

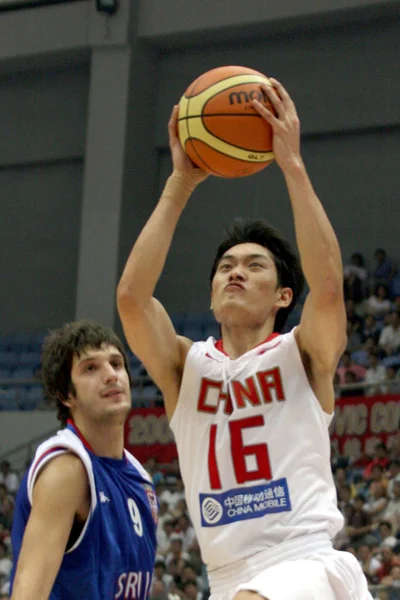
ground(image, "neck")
xmin=220 ymin=319 xmax=275 ymax=359
xmin=69 ymin=416 xmax=125 ymax=459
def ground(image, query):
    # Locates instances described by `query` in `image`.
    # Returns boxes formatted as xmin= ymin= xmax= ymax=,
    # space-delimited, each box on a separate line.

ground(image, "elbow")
xmin=116 ymin=284 xmax=139 ymax=314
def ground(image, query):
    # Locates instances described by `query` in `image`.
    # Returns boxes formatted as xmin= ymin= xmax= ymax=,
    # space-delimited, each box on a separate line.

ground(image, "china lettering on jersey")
xmin=170 ymin=329 xmax=343 ymax=569
xmin=197 ymin=366 xmax=285 ymax=415
xmin=195 ymin=363 xmax=291 ymax=525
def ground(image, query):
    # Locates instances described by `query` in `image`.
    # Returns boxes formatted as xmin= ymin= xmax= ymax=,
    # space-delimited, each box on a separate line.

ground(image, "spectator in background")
xmin=0 ymin=541 xmax=12 ymax=585
xmin=387 ymin=461 xmax=400 ymax=499
xmin=346 ymin=299 xmax=364 ymax=331
xmin=383 ymin=481 xmax=400 ymax=536
xmin=383 ymin=367 xmax=400 ymax=395
xmin=153 ymin=557 xmax=174 ymax=591
xmin=365 ymin=284 xmax=392 ymax=320
xmin=346 ymin=495 xmax=375 ymax=548
xmin=373 ymin=249 xmax=396 ymax=288
xmin=347 ymin=320 xmax=363 ymax=353
xmin=357 ymin=544 xmax=382 ymax=584
xmin=157 ymin=519 xmax=176 ymax=557
xmin=344 ymin=271 xmax=364 ymax=305
xmin=182 ymin=579 xmax=202 ymax=600
xmin=149 ymin=578 xmax=180 ymax=600
xmin=375 ymin=546 xmax=400 ymax=582
xmin=341 ymin=370 xmax=365 ymax=397
xmin=364 ymin=443 xmax=391 ymax=480
xmin=181 ymin=564 xmax=204 ymax=593
xmin=391 ymin=295 xmax=400 ymax=313
xmin=352 ymin=337 xmax=379 ymax=369
xmin=344 ymin=252 xmax=368 ymax=283
xmin=364 ymin=482 xmax=389 ymax=524
xmin=158 ymin=499 xmax=174 ymax=531
xmin=377 ymin=521 xmax=398 ymax=550
xmin=337 ymin=482 xmax=351 ymax=507
xmin=365 ymin=350 xmax=387 ymax=396
xmin=333 ymin=372 xmax=342 ymax=399
xmin=176 ymin=513 xmax=197 ymax=553
xmin=368 ymin=465 xmax=389 ymax=492
xmin=381 ymin=564 xmax=400 ymax=596
xmin=144 ymin=457 xmax=165 ymax=486
xmin=379 ymin=312 xmax=400 ymax=357
xmin=165 ymin=534 xmax=190 ymax=568
xmin=337 ymin=350 xmax=367 ymax=384
xmin=159 ymin=478 xmax=185 ymax=512
xmin=362 ymin=315 xmax=382 ymax=345
xmin=171 ymin=498 xmax=189 ymax=521
xmin=0 ymin=463 xmax=18 ymax=496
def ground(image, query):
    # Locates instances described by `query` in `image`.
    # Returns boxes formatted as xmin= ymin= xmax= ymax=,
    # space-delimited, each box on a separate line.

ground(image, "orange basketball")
xmin=178 ymin=65 xmax=276 ymax=178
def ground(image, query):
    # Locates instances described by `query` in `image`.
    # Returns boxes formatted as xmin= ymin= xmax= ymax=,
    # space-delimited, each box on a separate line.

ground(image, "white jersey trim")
xmin=27 ymin=428 xmax=97 ymax=554
xmin=171 ymin=327 xmax=334 ymax=430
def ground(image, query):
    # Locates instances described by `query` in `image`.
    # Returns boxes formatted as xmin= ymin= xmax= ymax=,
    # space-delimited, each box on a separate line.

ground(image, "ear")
xmin=275 ymin=287 xmax=293 ymax=309
xmin=210 ymin=290 xmax=213 ymax=310
xmin=56 ymin=391 xmax=73 ymax=408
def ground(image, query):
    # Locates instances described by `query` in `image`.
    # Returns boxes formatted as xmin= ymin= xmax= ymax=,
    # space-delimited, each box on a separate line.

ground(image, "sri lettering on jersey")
xmin=114 ymin=570 xmax=152 ymax=599
xmin=197 ymin=367 xmax=285 ymax=416
xmin=200 ymin=478 xmax=292 ymax=527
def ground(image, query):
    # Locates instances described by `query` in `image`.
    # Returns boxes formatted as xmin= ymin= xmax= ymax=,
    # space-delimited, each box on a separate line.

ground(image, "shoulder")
xmin=35 ymin=452 xmax=88 ymax=492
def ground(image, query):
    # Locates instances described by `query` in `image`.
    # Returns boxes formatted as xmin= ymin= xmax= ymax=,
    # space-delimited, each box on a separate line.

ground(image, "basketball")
xmin=178 ymin=65 xmax=276 ymax=178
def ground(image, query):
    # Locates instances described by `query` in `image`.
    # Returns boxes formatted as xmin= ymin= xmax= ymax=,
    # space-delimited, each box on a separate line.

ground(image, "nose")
xmin=103 ymin=363 xmax=118 ymax=383
xmin=229 ymin=267 xmax=246 ymax=281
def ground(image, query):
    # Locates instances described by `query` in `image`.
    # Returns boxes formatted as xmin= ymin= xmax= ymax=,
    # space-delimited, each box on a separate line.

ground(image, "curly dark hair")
xmin=209 ymin=219 xmax=304 ymax=333
xmin=41 ymin=320 xmax=132 ymax=426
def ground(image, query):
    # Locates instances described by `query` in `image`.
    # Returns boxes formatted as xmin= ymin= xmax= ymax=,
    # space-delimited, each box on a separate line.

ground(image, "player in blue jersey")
xmin=10 ymin=321 xmax=158 ymax=600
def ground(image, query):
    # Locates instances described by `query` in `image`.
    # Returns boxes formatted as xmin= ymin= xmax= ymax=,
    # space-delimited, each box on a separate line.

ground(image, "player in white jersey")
xmin=117 ymin=79 xmax=373 ymax=599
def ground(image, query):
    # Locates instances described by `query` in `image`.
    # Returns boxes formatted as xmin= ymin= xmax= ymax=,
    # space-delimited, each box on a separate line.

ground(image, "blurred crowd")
xmin=335 ymin=248 xmax=400 ymax=397
xmin=331 ymin=434 xmax=400 ymax=599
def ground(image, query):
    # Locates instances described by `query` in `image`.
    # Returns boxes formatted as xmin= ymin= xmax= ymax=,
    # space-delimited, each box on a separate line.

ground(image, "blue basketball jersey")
xmin=10 ymin=422 xmax=158 ymax=599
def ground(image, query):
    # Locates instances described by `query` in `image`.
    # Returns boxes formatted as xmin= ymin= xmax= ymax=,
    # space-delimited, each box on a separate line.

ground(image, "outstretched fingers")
xmin=269 ymin=78 xmax=298 ymax=117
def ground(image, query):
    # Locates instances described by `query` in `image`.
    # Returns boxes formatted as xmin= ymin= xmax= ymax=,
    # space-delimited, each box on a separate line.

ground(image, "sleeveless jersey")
xmin=169 ymin=328 xmax=343 ymax=570
xmin=10 ymin=422 xmax=158 ymax=599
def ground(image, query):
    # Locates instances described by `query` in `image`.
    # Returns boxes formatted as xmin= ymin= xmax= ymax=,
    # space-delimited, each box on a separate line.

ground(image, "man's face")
xmin=211 ymin=243 xmax=292 ymax=327
xmin=379 ymin=524 xmax=391 ymax=538
xmin=358 ymin=546 xmax=370 ymax=562
xmin=381 ymin=546 xmax=393 ymax=563
xmin=371 ymin=466 xmax=383 ymax=481
xmin=66 ymin=345 xmax=131 ymax=425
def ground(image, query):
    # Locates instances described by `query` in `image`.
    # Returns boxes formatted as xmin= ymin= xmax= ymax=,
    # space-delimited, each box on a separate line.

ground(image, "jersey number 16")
xmin=208 ymin=415 xmax=272 ymax=490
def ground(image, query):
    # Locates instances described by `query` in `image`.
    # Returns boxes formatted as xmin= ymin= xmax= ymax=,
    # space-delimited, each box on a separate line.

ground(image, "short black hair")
xmin=41 ymin=320 xmax=132 ymax=426
xmin=209 ymin=219 xmax=304 ymax=333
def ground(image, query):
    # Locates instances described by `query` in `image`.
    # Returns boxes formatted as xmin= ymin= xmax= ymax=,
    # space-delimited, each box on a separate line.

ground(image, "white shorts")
xmin=208 ymin=533 xmax=373 ymax=600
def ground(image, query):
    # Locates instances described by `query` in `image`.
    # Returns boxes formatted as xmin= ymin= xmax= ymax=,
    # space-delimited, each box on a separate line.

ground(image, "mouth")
xmin=225 ymin=283 xmax=245 ymax=292
xmin=102 ymin=389 xmax=125 ymax=398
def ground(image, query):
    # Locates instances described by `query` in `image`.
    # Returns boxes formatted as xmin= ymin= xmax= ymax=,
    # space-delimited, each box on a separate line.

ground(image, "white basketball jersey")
xmin=169 ymin=328 xmax=343 ymax=570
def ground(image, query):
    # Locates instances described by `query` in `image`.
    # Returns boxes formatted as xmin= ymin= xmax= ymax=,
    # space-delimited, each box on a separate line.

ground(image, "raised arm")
xmin=11 ymin=454 xmax=89 ymax=600
xmin=253 ymin=80 xmax=346 ymax=413
xmin=117 ymin=107 xmax=208 ymax=419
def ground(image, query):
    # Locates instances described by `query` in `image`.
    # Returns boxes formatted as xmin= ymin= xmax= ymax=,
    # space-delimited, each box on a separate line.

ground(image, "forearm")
xmin=283 ymin=160 xmax=343 ymax=300
xmin=11 ymin=559 xmax=59 ymax=600
xmin=117 ymin=172 xmax=196 ymax=306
